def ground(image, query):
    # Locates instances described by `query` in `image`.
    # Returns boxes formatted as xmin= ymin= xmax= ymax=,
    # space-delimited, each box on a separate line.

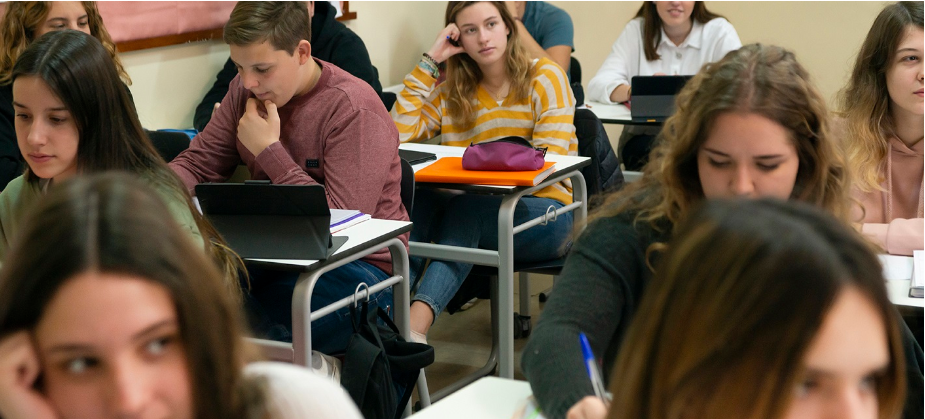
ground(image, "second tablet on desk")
xmin=630 ymin=75 xmax=692 ymax=123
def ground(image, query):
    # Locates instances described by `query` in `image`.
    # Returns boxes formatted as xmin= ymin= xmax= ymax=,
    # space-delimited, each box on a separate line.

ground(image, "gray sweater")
xmin=521 ymin=213 xmax=667 ymax=419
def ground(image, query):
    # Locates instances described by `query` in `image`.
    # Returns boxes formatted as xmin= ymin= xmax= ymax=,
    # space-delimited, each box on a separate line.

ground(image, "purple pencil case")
xmin=462 ymin=136 xmax=548 ymax=171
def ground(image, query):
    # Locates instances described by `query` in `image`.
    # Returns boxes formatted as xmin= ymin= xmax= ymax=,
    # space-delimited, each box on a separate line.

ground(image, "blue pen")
xmin=579 ymin=332 xmax=609 ymax=403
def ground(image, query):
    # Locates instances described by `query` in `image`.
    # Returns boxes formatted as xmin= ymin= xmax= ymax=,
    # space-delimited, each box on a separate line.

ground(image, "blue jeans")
xmin=244 ymin=260 xmax=393 ymax=354
xmin=410 ymin=189 xmax=573 ymax=318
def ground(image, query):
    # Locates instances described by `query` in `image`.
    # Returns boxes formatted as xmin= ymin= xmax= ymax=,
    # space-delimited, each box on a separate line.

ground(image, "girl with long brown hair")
xmin=837 ymin=1 xmax=923 ymax=256
xmin=0 ymin=1 xmax=129 ymax=191
xmin=525 ymin=42 xmax=924 ymax=419
xmin=524 ymin=43 xmax=855 ymax=418
xmin=390 ymin=1 xmax=578 ymax=343
xmin=587 ymin=1 xmax=741 ymax=170
xmin=0 ymin=173 xmax=361 ymax=419
xmin=0 ymin=30 xmax=244 ymax=298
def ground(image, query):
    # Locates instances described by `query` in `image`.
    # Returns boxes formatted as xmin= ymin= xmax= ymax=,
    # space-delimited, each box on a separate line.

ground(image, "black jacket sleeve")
xmin=0 ymin=85 xmax=23 ymax=190
xmin=193 ymin=58 xmax=237 ymax=132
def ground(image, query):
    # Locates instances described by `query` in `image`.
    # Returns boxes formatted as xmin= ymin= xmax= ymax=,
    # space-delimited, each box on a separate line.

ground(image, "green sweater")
xmin=521 ymin=212 xmax=668 ymax=419
xmin=0 ymin=174 xmax=203 ymax=260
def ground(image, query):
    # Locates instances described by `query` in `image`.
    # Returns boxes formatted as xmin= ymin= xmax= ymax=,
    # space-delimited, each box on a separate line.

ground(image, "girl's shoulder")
xmin=531 ymin=57 xmax=569 ymax=86
xmin=245 ymin=362 xmax=363 ymax=419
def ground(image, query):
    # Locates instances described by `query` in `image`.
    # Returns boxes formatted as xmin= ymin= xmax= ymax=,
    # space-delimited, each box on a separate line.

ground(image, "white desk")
xmin=880 ymin=255 xmax=924 ymax=309
xmin=245 ymin=219 xmax=414 ymax=365
xmin=583 ymin=101 xmax=659 ymax=126
xmin=409 ymin=377 xmax=532 ymax=419
xmin=400 ymin=143 xmax=590 ymax=397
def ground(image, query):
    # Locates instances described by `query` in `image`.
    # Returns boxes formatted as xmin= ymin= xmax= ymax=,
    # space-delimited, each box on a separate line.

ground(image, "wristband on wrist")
xmin=423 ymin=52 xmax=440 ymax=67
xmin=419 ymin=59 xmax=438 ymax=78
xmin=421 ymin=53 xmax=440 ymax=78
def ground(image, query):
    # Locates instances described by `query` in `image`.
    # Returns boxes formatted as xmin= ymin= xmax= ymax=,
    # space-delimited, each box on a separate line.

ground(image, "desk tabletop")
xmin=409 ymin=377 xmax=533 ymax=419
xmin=880 ymin=255 xmax=923 ymax=308
xmin=245 ymin=219 xmax=411 ymax=271
xmin=399 ymin=143 xmax=590 ymax=194
xmin=584 ymin=101 xmax=659 ymax=126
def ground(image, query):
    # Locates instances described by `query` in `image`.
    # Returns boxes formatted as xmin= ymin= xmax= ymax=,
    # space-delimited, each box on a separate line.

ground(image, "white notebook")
xmin=330 ymin=209 xmax=371 ymax=233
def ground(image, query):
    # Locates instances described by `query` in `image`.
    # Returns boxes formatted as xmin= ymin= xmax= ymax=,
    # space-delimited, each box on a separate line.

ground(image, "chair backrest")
xmin=569 ymin=56 xmax=582 ymax=82
xmin=569 ymin=56 xmax=584 ymax=107
xmin=574 ymin=108 xmax=624 ymax=201
xmin=146 ymin=129 xmax=191 ymax=162
xmin=399 ymin=158 xmax=415 ymax=217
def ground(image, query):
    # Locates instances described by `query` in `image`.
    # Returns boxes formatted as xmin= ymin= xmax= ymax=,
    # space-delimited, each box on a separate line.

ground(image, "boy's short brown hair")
xmin=224 ymin=1 xmax=311 ymax=54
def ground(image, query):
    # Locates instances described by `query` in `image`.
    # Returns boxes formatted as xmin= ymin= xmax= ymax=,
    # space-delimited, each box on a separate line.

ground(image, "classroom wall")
xmin=121 ymin=1 xmax=888 ymax=130
xmin=555 ymin=1 xmax=887 ymax=106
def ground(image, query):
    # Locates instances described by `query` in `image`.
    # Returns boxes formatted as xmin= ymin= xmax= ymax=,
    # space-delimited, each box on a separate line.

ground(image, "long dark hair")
xmin=11 ymin=30 xmax=247 ymax=295
xmin=0 ymin=173 xmax=267 ymax=419
xmin=13 ymin=30 xmax=155 ymax=183
xmin=607 ymin=198 xmax=905 ymax=419
xmin=634 ymin=1 xmax=725 ymax=61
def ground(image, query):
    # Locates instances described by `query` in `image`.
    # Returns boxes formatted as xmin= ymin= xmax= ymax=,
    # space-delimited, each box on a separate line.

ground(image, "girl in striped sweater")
xmin=390 ymin=1 xmax=578 ymax=342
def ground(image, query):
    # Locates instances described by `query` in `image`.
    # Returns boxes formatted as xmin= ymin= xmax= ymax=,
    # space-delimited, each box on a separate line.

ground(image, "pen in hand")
xmin=579 ymin=332 xmax=609 ymax=405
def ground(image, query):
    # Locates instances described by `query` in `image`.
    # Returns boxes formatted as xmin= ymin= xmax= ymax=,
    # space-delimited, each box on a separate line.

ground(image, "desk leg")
xmin=389 ymin=240 xmax=411 ymax=344
xmin=497 ymin=195 xmax=518 ymax=378
xmin=291 ymin=270 xmax=317 ymax=367
xmin=290 ymin=238 xmax=412 ymax=368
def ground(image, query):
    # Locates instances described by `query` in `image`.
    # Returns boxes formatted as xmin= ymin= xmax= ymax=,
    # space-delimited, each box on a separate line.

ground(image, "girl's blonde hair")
xmin=0 ymin=1 xmax=130 ymax=85
xmin=588 ymin=44 xmax=851 ymax=238
xmin=838 ymin=1 xmax=923 ymax=193
xmin=443 ymin=1 xmax=533 ymax=129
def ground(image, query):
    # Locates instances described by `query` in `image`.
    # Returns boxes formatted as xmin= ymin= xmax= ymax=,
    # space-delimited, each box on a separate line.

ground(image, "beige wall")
xmin=122 ymin=1 xmax=887 ymax=129
xmin=555 ymin=1 xmax=886 ymax=106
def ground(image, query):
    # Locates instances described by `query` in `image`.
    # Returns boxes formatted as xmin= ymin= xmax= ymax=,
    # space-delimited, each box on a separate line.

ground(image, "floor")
xmin=414 ymin=274 xmax=554 ymax=400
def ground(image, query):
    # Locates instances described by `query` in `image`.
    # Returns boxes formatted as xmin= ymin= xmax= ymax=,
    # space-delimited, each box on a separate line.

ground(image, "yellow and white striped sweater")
xmin=391 ymin=57 xmax=578 ymax=204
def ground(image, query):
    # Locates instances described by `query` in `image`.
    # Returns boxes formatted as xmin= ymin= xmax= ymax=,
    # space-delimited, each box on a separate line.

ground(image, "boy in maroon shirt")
xmin=170 ymin=1 xmax=407 ymax=355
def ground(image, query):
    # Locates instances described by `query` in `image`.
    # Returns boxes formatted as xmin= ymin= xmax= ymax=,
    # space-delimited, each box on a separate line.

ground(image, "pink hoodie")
xmin=853 ymin=135 xmax=924 ymax=256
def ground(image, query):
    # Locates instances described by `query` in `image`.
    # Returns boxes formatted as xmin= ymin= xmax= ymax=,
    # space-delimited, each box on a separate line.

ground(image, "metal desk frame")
xmin=409 ymin=156 xmax=589 ymax=400
xmin=245 ymin=220 xmax=432 ymax=411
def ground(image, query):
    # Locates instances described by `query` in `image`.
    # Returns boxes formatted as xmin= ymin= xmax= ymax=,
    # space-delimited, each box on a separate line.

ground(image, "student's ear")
xmin=296 ymin=40 xmax=312 ymax=65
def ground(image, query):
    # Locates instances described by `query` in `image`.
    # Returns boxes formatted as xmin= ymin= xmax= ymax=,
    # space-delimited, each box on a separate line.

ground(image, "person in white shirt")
xmin=588 ymin=1 xmax=741 ymax=170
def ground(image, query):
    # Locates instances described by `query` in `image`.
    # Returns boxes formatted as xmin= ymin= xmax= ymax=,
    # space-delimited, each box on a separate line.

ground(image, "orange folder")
xmin=414 ymin=157 xmax=556 ymax=187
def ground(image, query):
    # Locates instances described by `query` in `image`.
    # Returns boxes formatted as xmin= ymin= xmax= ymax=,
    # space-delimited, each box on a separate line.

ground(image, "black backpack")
xmin=341 ymin=301 xmax=434 ymax=419
xmin=574 ymin=108 xmax=624 ymax=200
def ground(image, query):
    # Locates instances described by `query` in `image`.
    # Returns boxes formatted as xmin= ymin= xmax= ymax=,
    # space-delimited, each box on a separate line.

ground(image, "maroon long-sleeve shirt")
xmin=170 ymin=59 xmax=408 ymax=272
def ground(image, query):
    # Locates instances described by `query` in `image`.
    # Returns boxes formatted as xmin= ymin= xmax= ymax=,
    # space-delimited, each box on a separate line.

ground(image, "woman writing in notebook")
xmin=837 ymin=1 xmax=923 ymax=256
xmin=522 ymin=43 xmax=924 ymax=419
xmin=0 ymin=1 xmax=130 ymax=191
xmin=0 ymin=31 xmax=243 ymax=294
xmin=0 ymin=174 xmax=362 ymax=419
xmin=599 ymin=199 xmax=906 ymax=419
xmin=390 ymin=1 xmax=577 ymax=343
xmin=587 ymin=1 xmax=741 ymax=170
